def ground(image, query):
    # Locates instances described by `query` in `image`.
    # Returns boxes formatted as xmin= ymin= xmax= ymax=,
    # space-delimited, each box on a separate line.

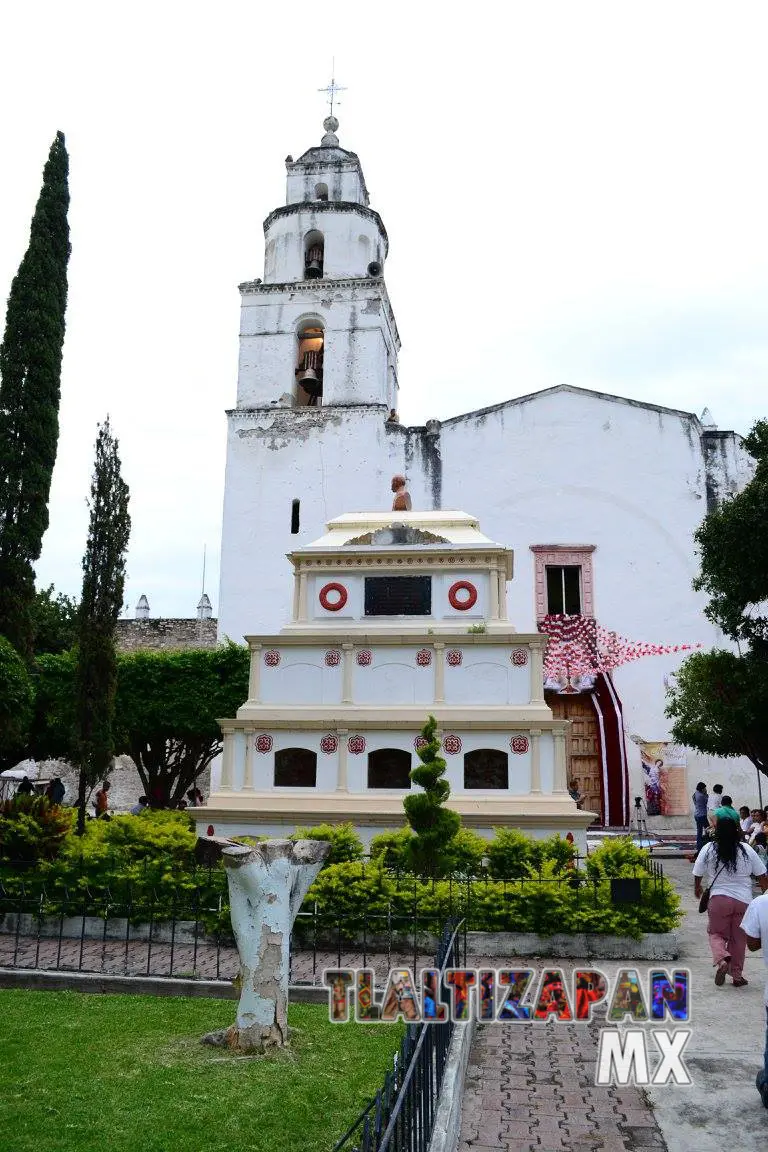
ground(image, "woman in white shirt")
xmin=693 ymin=816 xmax=768 ymax=987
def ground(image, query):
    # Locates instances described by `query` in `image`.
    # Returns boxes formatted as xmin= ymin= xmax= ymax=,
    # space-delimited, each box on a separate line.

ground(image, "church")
xmin=215 ymin=113 xmax=755 ymax=830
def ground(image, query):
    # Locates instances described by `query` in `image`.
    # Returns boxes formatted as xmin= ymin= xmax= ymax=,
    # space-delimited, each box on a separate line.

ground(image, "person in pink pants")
xmin=693 ymin=816 xmax=768 ymax=986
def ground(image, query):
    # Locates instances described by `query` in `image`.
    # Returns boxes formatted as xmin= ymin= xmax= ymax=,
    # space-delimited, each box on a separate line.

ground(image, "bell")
xmin=297 ymin=368 xmax=322 ymax=396
xmin=305 ymin=257 xmax=322 ymax=278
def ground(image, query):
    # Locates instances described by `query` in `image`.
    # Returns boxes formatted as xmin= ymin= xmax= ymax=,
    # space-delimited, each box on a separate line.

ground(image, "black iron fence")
xmin=0 ymin=853 xmax=668 ymax=983
xmin=332 ymin=918 xmax=465 ymax=1152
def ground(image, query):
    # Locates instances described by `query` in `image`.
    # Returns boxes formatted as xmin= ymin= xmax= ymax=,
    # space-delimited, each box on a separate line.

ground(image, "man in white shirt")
xmin=741 ymin=894 xmax=768 ymax=1107
xmin=707 ymin=784 xmax=724 ymax=828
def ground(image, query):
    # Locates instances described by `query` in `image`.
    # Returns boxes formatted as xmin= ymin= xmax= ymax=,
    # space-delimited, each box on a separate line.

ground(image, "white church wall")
xmin=263 ymin=208 xmax=384 ymax=284
xmin=285 ymin=165 xmax=366 ymax=208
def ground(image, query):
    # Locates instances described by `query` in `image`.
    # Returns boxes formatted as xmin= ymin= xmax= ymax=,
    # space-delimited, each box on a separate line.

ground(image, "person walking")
xmin=692 ymin=782 xmax=709 ymax=853
xmin=94 ymin=781 xmax=111 ymax=819
xmin=741 ymin=888 xmax=768 ymax=1106
xmin=707 ymin=784 xmax=724 ymax=828
xmin=693 ymin=817 xmax=768 ymax=987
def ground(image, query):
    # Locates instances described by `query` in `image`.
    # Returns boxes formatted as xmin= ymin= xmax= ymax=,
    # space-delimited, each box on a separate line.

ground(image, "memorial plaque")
xmin=364 ymin=576 xmax=432 ymax=616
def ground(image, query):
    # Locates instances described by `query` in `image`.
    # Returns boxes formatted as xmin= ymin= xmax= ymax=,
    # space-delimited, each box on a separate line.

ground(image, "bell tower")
xmin=219 ymin=115 xmax=404 ymax=644
xmin=235 ymin=116 xmax=400 ymax=410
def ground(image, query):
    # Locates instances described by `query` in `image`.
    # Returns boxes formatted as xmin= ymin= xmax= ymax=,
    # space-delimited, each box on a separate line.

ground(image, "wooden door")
xmin=545 ymin=692 xmax=603 ymax=823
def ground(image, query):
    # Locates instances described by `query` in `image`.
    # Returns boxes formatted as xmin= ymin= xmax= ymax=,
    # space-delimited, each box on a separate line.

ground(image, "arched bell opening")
xmin=314 ymin=182 xmax=329 ymax=201
xmin=295 ymin=321 xmax=324 ymax=407
xmin=304 ymin=229 xmax=324 ymax=280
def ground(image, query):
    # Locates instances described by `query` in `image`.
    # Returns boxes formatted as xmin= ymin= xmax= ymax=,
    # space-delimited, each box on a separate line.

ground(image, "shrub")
xmin=450 ymin=828 xmax=488 ymax=875
xmin=404 ymin=715 xmax=461 ymax=876
xmin=584 ymin=837 xmax=651 ymax=879
xmin=0 ymin=795 xmax=74 ymax=862
xmin=291 ymin=822 xmax=364 ymax=865
xmin=486 ymin=828 xmax=532 ymax=879
xmin=369 ymin=827 xmax=413 ymax=869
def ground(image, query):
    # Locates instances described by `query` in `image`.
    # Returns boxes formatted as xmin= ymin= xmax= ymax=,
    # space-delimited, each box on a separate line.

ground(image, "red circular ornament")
xmin=256 ymin=734 xmax=273 ymax=754
xmin=414 ymin=736 xmax=429 ymax=751
xmin=511 ymin=648 xmax=529 ymax=667
xmin=510 ymin=736 xmax=529 ymax=755
xmin=324 ymin=649 xmax=341 ymax=667
xmin=320 ymin=734 xmax=338 ymax=754
xmin=264 ymin=650 xmax=281 ymax=667
xmin=348 ymin=735 xmax=366 ymax=755
xmin=446 ymin=649 xmax=463 ymax=667
xmin=448 ymin=581 xmax=478 ymax=611
xmin=319 ymin=582 xmax=348 ymax=612
xmin=443 ymin=734 xmax=462 ymax=755
xmin=416 ymin=649 xmax=432 ymax=666
xmin=356 ymin=649 xmax=373 ymax=666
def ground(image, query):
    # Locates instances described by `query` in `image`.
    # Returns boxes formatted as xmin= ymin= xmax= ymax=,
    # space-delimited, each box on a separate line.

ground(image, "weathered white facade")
xmin=203 ymin=511 xmax=594 ymax=848
xmin=218 ymin=117 xmax=757 ymax=825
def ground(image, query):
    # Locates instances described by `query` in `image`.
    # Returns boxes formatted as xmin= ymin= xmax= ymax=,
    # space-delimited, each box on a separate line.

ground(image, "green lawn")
xmin=0 ymin=990 xmax=403 ymax=1152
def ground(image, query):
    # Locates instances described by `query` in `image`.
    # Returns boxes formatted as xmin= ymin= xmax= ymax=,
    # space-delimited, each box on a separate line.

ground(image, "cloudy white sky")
xmin=1 ymin=2 xmax=767 ymax=618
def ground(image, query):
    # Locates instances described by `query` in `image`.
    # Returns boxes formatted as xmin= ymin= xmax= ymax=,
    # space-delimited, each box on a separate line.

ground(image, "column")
xmin=220 ymin=730 xmax=235 ymax=791
xmin=298 ymin=569 xmax=309 ymax=621
xmin=342 ymin=643 xmax=354 ymax=704
xmin=336 ymin=729 xmax=349 ymax=792
xmin=489 ymin=567 xmax=499 ymax=619
xmin=248 ymin=645 xmax=262 ymax=703
xmin=242 ymin=732 xmax=255 ymax=790
xmin=499 ymin=571 xmax=508 ymax=620
xmin=529 ymin=729 xmax=541 ymax=794
xmin=434 ymin=643 xmax=445 ymax=704
xmin=529 ymin=643 xmax=545 ymax=704
xmin=553 ymin=729 xmax=568 ymax=792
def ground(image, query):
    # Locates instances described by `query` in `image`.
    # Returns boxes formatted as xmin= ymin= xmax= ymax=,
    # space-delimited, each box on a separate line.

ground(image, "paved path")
xmin=458 ymin=856 xmax=768 ymax=1152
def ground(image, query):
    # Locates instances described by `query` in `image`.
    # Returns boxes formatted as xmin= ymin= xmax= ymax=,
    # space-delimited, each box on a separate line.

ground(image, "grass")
xmin=0 ymin=990 xmax=404 ymax=1152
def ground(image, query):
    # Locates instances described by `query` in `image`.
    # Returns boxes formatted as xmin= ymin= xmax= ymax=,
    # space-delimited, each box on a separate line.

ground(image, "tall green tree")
xmin=75 ymin=419 xmax=130 ymax=833
xmin=0 ymin=636 xmax=34 ymax=765
xmin=404 ymin=715 xmax=461 ymax=876
xmin=30 ymin=644 xmax=250 ymax=805
xmin=0 ymin=133 xmax=70 ymax=658
xmin=31 ymin=584 xmax=78 ymax=655
xmin=694 ymin=419 xmax=768 ymax=652
xmin=666 ymin=649 xmax=768 ymax=777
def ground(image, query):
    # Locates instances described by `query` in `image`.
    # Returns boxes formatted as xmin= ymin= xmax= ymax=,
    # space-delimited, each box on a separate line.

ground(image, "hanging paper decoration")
xmin=538 ymin=615 xmax=701 ymax=685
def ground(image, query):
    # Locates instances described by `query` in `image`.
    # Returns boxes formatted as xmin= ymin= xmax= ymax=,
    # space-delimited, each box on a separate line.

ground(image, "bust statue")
xmin=391 ymin=475 xmax=412 ymax=512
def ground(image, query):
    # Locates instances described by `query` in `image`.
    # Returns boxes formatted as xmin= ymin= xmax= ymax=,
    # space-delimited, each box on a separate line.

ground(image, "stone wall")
xmin=115 ymin=618 xmax=218 ymax=652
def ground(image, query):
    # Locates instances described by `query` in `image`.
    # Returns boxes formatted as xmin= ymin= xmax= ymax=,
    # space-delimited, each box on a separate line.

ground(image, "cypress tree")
xmin=404 ymin=715 xmax=461 ymax=876
xmin=75 ymin=418 xmax=131 ymax=833
xmin=0 ymin=133 xmax=70 ymax=658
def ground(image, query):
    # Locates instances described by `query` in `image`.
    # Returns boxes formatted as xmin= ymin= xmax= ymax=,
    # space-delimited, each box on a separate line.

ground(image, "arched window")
xmin=295 ymin=320 xmax=324 ymax=407
xmin=464 ymin=749 xmax=508 ymax=790
xmin=367 ymin=748 xmax=412 ymax=789
xmin=304 ymin=229 xmax=324 ymax=280
xmin=274 ymin=748 xmax=317 ymax=787
xmin=314 ymin=182 xmax=329 ymax=201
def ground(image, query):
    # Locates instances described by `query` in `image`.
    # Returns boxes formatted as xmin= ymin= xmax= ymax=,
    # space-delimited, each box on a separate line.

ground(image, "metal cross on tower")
xmin=318 ymin=63 xmax=346 ymax=117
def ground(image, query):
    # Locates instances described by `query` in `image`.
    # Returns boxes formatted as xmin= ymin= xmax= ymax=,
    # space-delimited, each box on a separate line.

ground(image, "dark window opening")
xmin=291 ymin=498 xmax=300 ymax=534
xmin=304 ymin=229 xmax=324 ymax=280
xmin=546 ymin=565 xmax=581 ymax=615
xmin=368 ymin=748 xmax=412 ymax=789
xmin=364 ymin=576 xmax=432 ymax=616
xmin=464 ymin=749 xmax=509 ymax=790
xmin=274 ymin=747 xmax=317 ymax=787
xmin=295 ymin=325 xmax=324 ymax=407
xmin=314 ymin=182 xmax=329 ymax=201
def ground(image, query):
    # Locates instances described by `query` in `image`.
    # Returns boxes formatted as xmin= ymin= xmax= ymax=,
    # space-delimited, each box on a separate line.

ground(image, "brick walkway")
xmin=459 ymin=1018 xmax=667 ymax=1152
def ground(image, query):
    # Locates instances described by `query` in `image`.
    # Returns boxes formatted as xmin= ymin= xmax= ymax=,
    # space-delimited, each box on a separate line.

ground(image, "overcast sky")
xmin=1 ymin=2 xmax=767 ymax=618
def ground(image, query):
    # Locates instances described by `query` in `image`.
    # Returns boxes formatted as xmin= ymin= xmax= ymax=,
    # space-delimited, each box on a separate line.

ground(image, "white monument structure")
xmin=217 ymin=112 xmax=756 ymax=826
xmin=202 ymin=496 xmax=594 ymax=849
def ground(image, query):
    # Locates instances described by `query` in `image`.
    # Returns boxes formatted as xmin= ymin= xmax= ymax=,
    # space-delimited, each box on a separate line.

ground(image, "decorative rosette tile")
xmin=324 ymin=649 xmax=341 ymax=667
xmin=320 ymin=734 xmax=338 ymax=754
xmin=356 ymin=649 xmax=373 ymax=666
xmin=446 ymin=649 xmax=462 ymax=667
xmin=263 ymin=650 xmax=281 ymax=667
xmin=415 ymin=649 xmax=432 ymax=666
xmin=510 ymin=648 xmax=529 ymax=667
xmin=255 ymin=734 xmax=273 ymax=754
xmin=510 ymin=735 xmax=529 ymax=755
xmin=413 ymin=736 xmax=429 ymax=752
xmin=348 ymin=735 xmax=366 ymax=755
xmin=442 ymin=734 xmax=462 ymax=755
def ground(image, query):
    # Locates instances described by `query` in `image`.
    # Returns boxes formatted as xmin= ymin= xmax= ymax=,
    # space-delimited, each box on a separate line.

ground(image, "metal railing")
xmin=332 ymin=917 xmax=465 ymax=1152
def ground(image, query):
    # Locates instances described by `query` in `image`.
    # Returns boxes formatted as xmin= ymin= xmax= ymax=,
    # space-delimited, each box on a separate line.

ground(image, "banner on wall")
xmin=630 ymin=737 xmax=688 ymax=817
